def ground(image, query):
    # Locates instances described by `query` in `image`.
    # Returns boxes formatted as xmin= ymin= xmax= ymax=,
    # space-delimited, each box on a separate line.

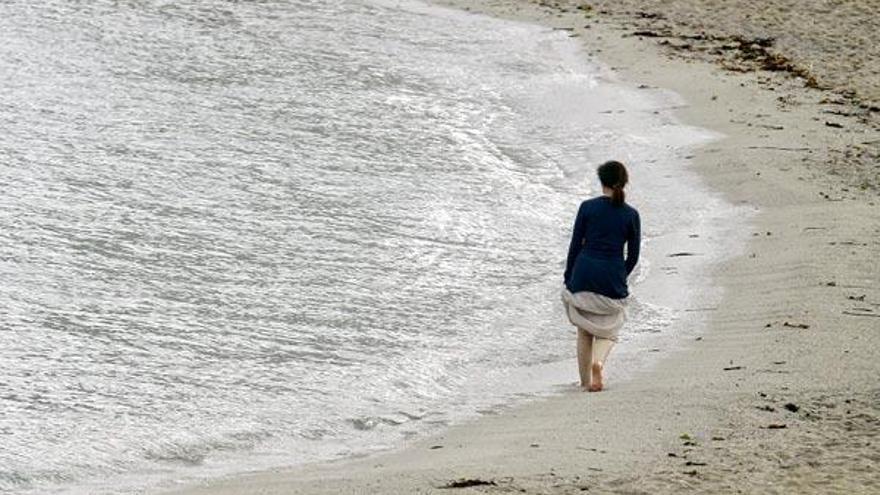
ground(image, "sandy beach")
xmin=165 ymin=1 xmax=879 ymax=494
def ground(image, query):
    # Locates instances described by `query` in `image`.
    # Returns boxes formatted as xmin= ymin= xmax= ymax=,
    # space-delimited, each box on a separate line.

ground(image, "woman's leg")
xmin=589 ymin=338 xmax=615 ymax=392
xmin=576 ymin=328 xmax=593 ymax=389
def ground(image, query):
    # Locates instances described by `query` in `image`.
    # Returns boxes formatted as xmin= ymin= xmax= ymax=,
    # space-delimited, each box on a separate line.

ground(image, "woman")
xmin=561 ymin=160 xmax=640 ymax=392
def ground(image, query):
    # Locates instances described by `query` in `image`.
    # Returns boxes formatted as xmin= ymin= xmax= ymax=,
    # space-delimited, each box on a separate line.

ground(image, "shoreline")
xmin=163 ymin=1 xmax=880 ymax=493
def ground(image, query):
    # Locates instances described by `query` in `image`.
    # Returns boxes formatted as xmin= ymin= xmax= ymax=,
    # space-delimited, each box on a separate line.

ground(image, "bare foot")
xmin=589 ymin=362 xmax=604 ymax=392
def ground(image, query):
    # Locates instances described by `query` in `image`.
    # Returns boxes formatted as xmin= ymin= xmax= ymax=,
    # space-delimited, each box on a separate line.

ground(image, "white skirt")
xmin=561 ymin=287 xmax=627 ymax=341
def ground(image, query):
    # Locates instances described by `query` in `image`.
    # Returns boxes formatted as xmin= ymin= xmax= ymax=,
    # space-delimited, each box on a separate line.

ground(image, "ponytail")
xmin=597 ymin=160 xmax=629 ymax=207
xmin=611 ymin=185 xmax=625 ymax=206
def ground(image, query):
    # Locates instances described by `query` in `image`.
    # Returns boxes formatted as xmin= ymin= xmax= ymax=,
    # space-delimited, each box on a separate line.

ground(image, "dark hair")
xmin=597 ymin=160 xmax=629 ymax=206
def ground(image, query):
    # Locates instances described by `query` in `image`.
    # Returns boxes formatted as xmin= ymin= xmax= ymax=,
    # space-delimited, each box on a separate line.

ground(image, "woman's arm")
xmin=564 ymin=202 xmax=587 ymax=284
xmin=625 ymin=210 xmax=641 ymax=276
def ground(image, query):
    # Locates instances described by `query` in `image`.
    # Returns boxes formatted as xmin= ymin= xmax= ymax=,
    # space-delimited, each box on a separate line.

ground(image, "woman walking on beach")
xmin=561 ymin=161 xmax=640 ymax=392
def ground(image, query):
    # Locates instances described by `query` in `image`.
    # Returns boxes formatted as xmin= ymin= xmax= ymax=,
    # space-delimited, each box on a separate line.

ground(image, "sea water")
xmin=0 ymin=1 xmax=739 ymax=493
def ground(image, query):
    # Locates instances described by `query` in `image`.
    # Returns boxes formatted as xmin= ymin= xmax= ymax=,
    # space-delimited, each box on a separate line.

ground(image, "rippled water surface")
xmin=0 ymin=1 xmax=727 ymax=493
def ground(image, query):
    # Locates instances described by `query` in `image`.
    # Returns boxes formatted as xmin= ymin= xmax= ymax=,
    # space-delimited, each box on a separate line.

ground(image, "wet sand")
xmin=165 ymin=1 xmax=880 ymax=493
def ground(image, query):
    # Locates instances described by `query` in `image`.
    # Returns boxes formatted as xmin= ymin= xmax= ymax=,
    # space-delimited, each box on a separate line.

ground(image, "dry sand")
xmin=545 ymin=0 xmax=880 ymax=106
xmin=165 ymin=1 xmax=879 ymax=493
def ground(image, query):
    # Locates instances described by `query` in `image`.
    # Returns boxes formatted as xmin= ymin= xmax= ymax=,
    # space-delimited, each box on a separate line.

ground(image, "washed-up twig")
xmin=633 ymin=29 xmax=670 ymax=38
xmin=842 ymin=311 xmax=880 ymax=318
xmin=782 ymin=322 xmax=810 ymax=329
xmin=747 ymin=146 xmax=811 ymax=151
xmin=440 ymin=479 xmax=497 ymax=489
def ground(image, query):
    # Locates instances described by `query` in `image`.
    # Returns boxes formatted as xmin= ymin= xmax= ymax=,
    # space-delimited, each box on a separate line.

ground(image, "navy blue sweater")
xmin=564 ymin=196 xmax=641 ymax=299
